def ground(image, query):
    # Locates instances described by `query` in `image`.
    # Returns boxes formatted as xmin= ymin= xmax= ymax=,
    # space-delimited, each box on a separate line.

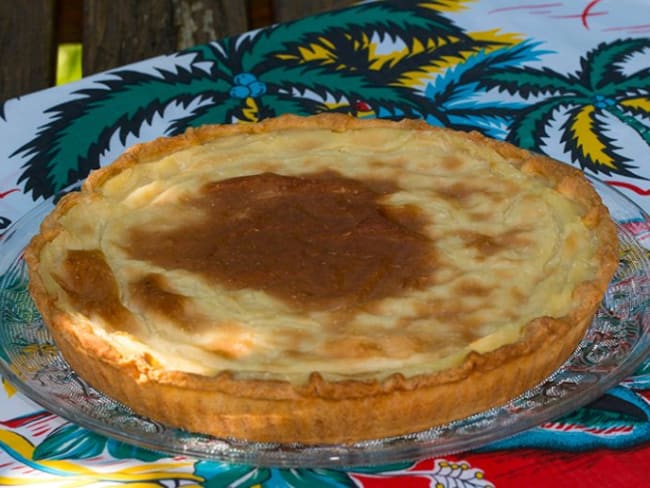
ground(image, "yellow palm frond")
xmin=2 ymin=377 xmax=16 ymax=397
xmin=276 ymin=37 xmax=336 ymax=64
xmin=568 ymin=105 xmax=618 ymax=170
xmin=470 ymin=29 xmax=524 ymax=51
xmin=419 ymin=0 xmax=475 ymax=13
xmin=367 ymin=37 xmax=429 ymax=72
xmin=620 ymin=96 xmax=650 ymax=113
xmin=398 ymin=29 xmax=523 ymax=87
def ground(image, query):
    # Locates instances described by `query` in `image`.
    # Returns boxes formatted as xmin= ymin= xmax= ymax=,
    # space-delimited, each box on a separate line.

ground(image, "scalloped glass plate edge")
xmin=0 ymin=177 xmax=648 ymax=468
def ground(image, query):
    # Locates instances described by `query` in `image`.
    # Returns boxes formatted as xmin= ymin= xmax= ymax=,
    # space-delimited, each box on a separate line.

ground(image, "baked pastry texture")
xmin=25 ymin=114 xmax=619 ymax=444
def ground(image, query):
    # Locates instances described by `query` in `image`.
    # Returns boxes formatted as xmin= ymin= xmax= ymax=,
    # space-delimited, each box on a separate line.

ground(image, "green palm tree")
xmin=13 ymin=0 xmax=501 ymax=200
xmin=478 ymin=38 xmax=650 ymax=178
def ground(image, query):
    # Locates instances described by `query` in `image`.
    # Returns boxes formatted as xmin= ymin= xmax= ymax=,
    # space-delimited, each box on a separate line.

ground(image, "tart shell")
xmin=25 ymin=114 xmax=619 ymax=444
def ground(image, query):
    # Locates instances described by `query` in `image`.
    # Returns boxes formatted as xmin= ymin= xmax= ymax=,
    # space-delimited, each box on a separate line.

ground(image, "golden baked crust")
xmin=25 ymin=114 xmax=619 ymax=444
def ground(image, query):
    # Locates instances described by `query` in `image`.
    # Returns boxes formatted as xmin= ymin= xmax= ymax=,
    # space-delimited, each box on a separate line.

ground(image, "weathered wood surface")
xmin=83 ymin=0 xmax=249 ymax=75
xmin=272 ymin=0 xmax=352 ymax=23
xmin=1 ymin=0 xmax=353 ymax=102
xmin=0 ymin=0 xmax=57 ymax=101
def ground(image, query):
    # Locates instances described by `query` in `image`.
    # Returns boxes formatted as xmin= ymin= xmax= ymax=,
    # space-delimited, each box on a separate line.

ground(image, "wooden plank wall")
xmin=0 ymin=0 xmax=351 ymax=102
xmin=0 ymin=1 xmax=57 ymax=102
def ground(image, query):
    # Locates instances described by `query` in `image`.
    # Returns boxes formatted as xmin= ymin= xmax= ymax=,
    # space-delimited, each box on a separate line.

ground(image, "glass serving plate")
xmin=0 ymin=177 xmax=648 ymax=468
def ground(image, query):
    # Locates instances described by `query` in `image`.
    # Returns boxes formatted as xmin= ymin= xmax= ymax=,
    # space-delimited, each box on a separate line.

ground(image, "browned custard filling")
xmin=126 ymin=172 xmax=434 ymax=310
xmin=34 ymin=123 xmax=605 ymax=382
xmin=57 ymin=171 xmax=436 ymax=340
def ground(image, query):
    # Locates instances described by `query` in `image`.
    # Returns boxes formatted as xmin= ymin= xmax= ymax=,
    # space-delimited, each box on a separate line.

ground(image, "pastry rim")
xmin=24 ymin=113 xmax=620 ymax=443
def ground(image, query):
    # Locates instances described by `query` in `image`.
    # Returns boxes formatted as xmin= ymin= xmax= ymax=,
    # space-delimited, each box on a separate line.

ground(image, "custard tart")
xmin=25 ymin=114 xmax=619 ymax=444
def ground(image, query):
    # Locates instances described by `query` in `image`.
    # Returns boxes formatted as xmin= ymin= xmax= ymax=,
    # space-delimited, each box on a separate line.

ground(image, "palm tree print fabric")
xmin=0 ymin=0 xmax=649 ymax=485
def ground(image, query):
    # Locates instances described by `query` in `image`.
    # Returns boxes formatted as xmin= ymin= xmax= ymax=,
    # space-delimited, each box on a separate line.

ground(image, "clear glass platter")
xmin=0 ymin=177 xmax=649 ymax=468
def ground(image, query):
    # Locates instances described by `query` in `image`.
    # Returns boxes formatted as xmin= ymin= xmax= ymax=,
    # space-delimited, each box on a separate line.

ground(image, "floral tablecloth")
xmin=1 ymin=1 xmax=649 ymax=486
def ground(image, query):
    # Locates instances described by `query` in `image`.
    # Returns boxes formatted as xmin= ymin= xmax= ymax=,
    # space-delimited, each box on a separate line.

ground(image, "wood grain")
xmin=56 ymin=0 xmax=83 ymax=44
xmin=1 ymin=0 xmax=351 ymax=100
xmin=272 ymin=0 xmax=353 ymax=23
xmin=0 ymin=0 xmax=56 ymax=102
xmin=82 ymin=0 xmax=247 ymax=75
